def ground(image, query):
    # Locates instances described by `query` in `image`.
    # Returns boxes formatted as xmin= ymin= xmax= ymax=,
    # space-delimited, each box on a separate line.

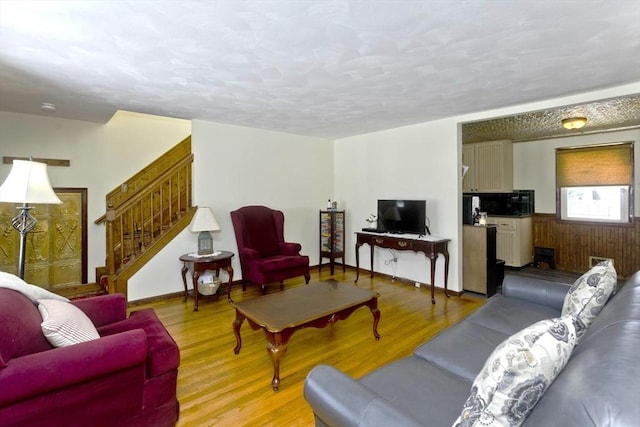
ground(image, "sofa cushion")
xmin=97 ymin=308 xmax=180 ymax=377
xmin=0 ymin=288 xmax=53 ymax=367
xmin=360 ymin=356 xmax=473 ymax=427
xmin=465 ymin=294 xmax=561 ymax=336
xmin=38 ymin=299 xmax=100 ymax=347
xmin=561 ymin=260 xmax=617 ymax=339
xmin=414 ymin=321 xmax=509 ymax=382
xmin=453 ymin=316 xmax=576 ymax=427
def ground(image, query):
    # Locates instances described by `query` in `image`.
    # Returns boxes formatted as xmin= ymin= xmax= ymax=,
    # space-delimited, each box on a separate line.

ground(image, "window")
xmin=556 ymin=142 xmax=634 ymax=223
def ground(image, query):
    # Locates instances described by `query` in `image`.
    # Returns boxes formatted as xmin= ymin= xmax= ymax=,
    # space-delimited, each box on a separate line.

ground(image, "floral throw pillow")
xmin=561 ymin=260 xmax=617 ymax=339
xmin=453 ymin=316 xmax=577 ymax=427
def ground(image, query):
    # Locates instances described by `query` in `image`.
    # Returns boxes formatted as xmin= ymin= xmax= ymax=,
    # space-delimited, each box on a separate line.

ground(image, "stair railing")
xmin=98 ymin=136 xmax=194 ymax=296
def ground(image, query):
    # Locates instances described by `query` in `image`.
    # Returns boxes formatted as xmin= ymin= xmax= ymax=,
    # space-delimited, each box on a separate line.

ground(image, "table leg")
xmin=192 ymin=271 xmax=201 ymax=312
xmin=233 ymin=310 xmax=246 ymax=354
xmin=366 ymin=298 xmax=381 ymax=340
xmin=429 ymin=254 xmax=436 ymax=304
xmin=264 ymin=331 xmax=292 ymax=392
xmin=226 ymin=265 xmax=234 ymax=303
xmin=443 ymin=250 xmax=450 ymax=298
xmin=355 ymin=242 xmax=361 ymax=282
xmin=267 ymin=341 xmax=287 ymax=391
xmin=369 ymin=245 xmax=375 ymax=278
xmin=180 ymin=264 xmax=189 ymax=302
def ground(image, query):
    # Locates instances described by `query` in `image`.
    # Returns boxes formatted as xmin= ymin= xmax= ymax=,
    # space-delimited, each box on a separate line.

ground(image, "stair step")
xmin=57 ymin=283 xmax=107 ymax=300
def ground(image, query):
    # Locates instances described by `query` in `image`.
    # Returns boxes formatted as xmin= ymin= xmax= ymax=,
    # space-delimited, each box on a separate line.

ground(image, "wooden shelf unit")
xmin=319 ymin=210 xmax=345 ymax=275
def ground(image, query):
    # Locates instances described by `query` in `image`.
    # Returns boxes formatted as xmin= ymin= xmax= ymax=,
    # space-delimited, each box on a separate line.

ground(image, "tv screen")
xmin=377 ymin=200 xmax=426 ymax=234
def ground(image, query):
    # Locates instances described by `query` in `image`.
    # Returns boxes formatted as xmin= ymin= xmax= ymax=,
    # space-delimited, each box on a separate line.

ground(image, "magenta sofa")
xmin=0 ymin=288 xmax=180 ymax=427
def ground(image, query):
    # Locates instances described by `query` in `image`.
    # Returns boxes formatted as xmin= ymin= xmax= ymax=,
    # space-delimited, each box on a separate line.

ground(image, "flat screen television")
xmin=377 ymin=199 xmax=426 ymax=234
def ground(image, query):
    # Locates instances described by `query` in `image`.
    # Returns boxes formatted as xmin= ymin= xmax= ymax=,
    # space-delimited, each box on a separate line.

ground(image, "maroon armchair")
xmin=0 ymin=287 xmax=180 ymax=427
xmin=231 ymin=205 xmax=310 ymax=294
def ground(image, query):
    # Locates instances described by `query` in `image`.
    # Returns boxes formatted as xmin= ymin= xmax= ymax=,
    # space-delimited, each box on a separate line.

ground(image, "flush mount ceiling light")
xmin=561 ymin=116 xmax=588 ymax=130
xmin=40 ymin=102 xmax=56 ymax=112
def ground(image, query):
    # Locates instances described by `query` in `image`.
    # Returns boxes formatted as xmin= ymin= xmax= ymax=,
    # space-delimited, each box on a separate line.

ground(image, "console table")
xmin=355 ymin=232 xmax=450 ymax=304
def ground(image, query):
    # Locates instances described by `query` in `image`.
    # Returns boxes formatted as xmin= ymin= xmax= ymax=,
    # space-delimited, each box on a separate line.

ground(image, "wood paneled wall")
xmin=533 ymin=214 xmax=640 ymax=279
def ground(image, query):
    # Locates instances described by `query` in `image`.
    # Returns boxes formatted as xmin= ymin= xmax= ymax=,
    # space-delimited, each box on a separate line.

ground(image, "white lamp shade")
xmin=0 ymin=160 xmax=62 ymax=204
xmin=189 ymin=207 xmax=220 ymax=232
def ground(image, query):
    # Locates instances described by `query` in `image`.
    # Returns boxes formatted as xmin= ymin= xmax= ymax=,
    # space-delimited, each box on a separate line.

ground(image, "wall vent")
xmin=589 ymin=256 xmax=613 ymax=267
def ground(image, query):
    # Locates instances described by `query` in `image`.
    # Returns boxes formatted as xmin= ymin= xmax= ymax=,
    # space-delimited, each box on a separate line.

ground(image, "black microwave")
xmin=463 ymin=190 xmax=534 ymax=217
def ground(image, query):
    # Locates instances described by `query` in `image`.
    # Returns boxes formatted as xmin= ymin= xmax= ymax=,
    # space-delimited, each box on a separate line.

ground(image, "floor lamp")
xmin=0 ymin=159 xmax=62 ymax=279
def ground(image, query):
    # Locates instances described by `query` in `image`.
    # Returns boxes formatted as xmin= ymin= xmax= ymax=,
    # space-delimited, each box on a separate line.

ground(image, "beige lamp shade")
xmin=0 ymin=160 xmax=62 ymax=204
xmin=0 ymin=159 xmax=62 ymax=279
xmin=189 ymin=207 xmax=220 ymax=232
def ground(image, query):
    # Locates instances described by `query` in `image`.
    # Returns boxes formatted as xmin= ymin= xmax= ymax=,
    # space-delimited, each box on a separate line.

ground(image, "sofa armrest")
xmin=71 ymin=293 xmax=127 ymax=327
xmin=0 ymin=329 xmax=147 ymax=406
xmin=502 ymin=275 xmax=572 ymax=311
xmin=304 ymin=365 xmax=424 ymax=427
xmin=280 ymin=242 xmax=302 ymax=255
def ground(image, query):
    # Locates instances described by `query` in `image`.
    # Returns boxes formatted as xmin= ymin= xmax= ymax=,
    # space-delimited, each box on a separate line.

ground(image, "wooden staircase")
xmin=95 ymin=136 xmax=195 ymax=299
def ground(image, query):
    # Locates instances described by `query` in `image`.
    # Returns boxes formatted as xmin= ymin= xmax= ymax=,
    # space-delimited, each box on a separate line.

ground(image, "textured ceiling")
xmin=462 ymin=94 xmax=640 ymax=144
xmin=1 ymin=0 xmax=639 ymax=140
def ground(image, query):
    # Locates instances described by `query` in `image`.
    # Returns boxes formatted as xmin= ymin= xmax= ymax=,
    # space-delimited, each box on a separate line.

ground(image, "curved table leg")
xmin=181 ymin=264 xmax=189 ymax=302
xmin=429 ymin=254 xmax=437 ymax=304
xmin=369 ymin=245 xmax=375 ymax=278
xmin=233 ymin=311 xmax=246 ymax=354
xmin=226 ymin=265 xmax=234 ymax=303
xmin=264 ymin=330 xmax=294 ymax=391
xmin=355 ymin=242 xmax=362 ymax=282
xmin=371 ymin=307 xmax=381 ymax=340
xmin=443 ymin=251 xmax=450 ymax=298
xmin=366 ymin=298 xmax=381 ymax=340
xmin=192 ymin=271 xmax=201 ymax=311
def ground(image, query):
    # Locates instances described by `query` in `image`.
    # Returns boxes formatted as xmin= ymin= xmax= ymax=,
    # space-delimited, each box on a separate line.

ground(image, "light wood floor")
xmin=132 ymin=268 xmax=485 ymax=427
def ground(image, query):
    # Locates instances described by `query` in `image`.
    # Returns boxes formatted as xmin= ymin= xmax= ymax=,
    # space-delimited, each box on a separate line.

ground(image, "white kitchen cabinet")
xmin=487 ymin=215 xmax=533 ymax=267
xmin=462 ymin=140 xmax=513 ymax=192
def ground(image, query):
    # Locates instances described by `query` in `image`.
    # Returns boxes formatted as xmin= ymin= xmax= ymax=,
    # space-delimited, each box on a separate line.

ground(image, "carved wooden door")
xmin=0 ymin=188 xmax=87 ymax=290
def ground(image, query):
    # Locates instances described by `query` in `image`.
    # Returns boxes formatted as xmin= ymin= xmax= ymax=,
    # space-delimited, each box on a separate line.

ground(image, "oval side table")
xmin=179 ymin=250 xmax=234 ymax=311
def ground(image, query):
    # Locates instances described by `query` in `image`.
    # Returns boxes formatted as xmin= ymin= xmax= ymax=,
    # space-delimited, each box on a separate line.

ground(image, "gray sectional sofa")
xmin=304 ymin=270 xmax=640 ymax=426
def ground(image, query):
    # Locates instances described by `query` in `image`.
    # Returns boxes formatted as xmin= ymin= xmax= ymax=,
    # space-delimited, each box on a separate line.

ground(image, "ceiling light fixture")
xmin=561 ymin=117 xmax=587 ymax=130
xmin=41 ymin=102 xmax=56 ymax=112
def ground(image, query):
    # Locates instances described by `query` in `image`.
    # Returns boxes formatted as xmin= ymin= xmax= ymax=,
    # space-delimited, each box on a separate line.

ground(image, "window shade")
xmin=556 ymin=142 xmax=633 ymax=187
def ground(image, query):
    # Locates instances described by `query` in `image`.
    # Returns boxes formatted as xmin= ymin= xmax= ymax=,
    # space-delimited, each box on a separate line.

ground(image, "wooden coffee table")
xmin=232 ymin=281 xmax=380 ymax=391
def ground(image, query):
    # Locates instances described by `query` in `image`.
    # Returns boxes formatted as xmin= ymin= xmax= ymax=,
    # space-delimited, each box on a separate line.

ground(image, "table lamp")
xmin=0 ymin=159 xmax=62 ymax=279
xmin=188 ymin=207 xmax=220 ymax=255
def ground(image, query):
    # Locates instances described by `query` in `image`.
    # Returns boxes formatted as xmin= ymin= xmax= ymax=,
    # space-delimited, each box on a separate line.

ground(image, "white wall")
xmin=128 ymin=120 xmax=334 ymax=300
xmin=335 ymin=119 xmax=459 ymax=290
xmin=0 ymin=110 xmax=191 ymax=287
xmin=513 ymin=129 xmax=640 ymax=214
